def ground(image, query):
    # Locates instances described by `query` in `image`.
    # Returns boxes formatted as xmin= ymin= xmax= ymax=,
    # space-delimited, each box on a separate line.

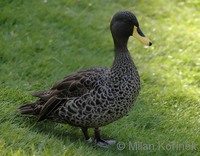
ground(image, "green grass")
xmin=0 ymin=0 xmax=199 ymax=155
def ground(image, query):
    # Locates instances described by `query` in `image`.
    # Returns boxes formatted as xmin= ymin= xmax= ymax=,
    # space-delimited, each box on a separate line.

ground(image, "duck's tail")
xmin=18 ymin=101 xmax=43 ymax=116
xmin=18 ymin=89 xmax=64 ymax=121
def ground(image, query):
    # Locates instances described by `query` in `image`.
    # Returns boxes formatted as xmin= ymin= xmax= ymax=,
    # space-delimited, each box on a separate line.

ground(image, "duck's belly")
xmin=49 ymin=92 xmax=138 ymax=128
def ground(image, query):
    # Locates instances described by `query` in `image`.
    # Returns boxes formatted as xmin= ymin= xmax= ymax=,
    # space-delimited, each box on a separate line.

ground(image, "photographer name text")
xmin=117 ymin=141 xmax=196 ymax=151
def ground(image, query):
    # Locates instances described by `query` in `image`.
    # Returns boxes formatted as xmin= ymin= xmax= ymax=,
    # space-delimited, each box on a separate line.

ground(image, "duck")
xmin=18 ymin=11 xmax=152 ymax=148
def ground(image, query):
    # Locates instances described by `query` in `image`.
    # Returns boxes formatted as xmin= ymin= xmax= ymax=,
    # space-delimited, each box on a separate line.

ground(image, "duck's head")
xmin=110 ymin=11 xmax=152 ymax=47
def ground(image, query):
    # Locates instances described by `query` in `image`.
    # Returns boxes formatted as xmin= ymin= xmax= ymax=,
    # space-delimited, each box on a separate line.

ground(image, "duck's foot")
xmin=102 ymin=138 xmax=116 ymax=145
xmin=85 ymin=138 xmax=93 ymax=143
xmin=95 ymin=138 xmax=116 ymax=148
xmin=94 ymin=127 xmax=116 ymax=148
xmin=81 ymin=127 xmax=93 ymax=144
xmin=81 ymin=127 xmax=116 ymax=148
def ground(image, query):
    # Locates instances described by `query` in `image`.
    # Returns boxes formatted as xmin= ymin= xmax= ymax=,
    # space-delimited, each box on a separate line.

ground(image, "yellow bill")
xmin=132 ymin=26 xmax=152 ymax=46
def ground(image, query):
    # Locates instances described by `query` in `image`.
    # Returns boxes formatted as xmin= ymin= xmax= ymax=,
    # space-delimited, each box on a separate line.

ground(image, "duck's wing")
xmin=33 ymin=67 xmax=108 ymax=99
xmin=32 ymin=67 xmax=109 ymax=121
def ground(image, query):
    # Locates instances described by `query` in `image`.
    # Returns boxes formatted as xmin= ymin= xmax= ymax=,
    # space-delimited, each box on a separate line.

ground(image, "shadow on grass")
xmin=16 ymin=114 xmax=82 ymax=142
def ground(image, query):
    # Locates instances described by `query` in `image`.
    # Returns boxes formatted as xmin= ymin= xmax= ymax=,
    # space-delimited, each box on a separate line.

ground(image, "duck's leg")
xmin=94 ymin=128 xmax=116 ymax=148
xmin=81 ymin=127 xmax=92 ymax=143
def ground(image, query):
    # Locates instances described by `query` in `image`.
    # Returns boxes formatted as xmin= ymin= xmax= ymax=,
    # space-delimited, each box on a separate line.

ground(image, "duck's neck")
xmin=111 ymin=45 xmax=137 ymax=77
xmin=112 ymin=47 xmax=132 ymax=68
xmin=113 ymin=35 xmax=129 ymax=49
xmin=111 ymin=34 xmax=138 ymax=75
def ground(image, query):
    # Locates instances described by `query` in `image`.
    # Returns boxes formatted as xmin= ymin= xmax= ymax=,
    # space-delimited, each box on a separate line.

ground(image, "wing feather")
xmin=32 ymin=67 xmax=109 ymax=121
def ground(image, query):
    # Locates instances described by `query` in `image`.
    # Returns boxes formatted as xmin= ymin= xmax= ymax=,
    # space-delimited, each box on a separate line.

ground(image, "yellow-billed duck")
xmin=18 ymin=11 xmax=152 ymax=148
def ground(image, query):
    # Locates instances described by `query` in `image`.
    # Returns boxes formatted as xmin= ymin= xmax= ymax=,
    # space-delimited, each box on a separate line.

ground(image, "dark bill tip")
xmin=149 ymin=42 xmax=152 ymax=46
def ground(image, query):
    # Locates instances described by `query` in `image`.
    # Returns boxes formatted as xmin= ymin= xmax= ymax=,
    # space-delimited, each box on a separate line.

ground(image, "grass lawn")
xmin=0 ymin=0 xmax=199 ymax=155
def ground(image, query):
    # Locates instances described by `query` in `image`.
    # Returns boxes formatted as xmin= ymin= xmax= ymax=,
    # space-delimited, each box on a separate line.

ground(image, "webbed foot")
xmin=94 ymin=127 xmax=116 ymax=148
xmin=95 ymin=138 xmax=116 ymax=148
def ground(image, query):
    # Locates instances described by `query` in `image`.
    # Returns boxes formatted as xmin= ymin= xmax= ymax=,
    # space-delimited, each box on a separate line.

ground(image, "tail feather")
xmin=18 ymin=102 xmax=41 ymax=116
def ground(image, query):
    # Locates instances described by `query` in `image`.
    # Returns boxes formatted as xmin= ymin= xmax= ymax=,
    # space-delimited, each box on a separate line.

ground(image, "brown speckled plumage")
xmin=18 ymin=11 xmax=152 ymax=147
